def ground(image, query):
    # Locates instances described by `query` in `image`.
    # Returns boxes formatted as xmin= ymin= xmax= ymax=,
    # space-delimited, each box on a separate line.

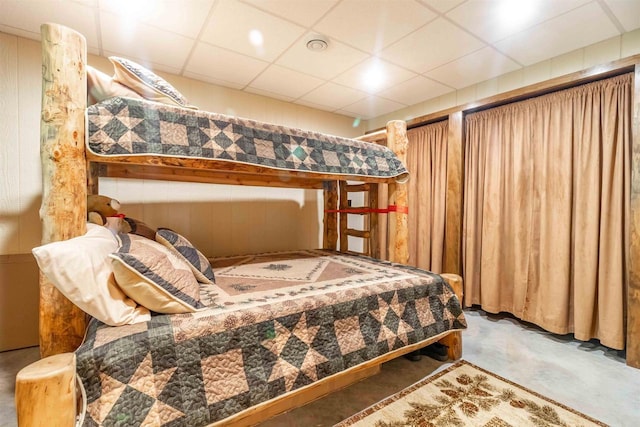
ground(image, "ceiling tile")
xmin=494 ymin=2 xmax=620 ymax=65
xmin=1 ymin=0 xmax=637 ymax=122
xmin=426 ymin=46 xmax=521 ymax=89
xmin=338 ymin=96 xmax=406 ymax=120
xmin=378 ymin=76 xmax=453 ymax=106
xmin=604 ymin=0 xmax=640 ymax=32
xmin=0 ymin=0 xmax=100 ymax=49
xmin=98 ymin=0 xmax=214 ymax=39
xmin=298 ymin=82 xmax=368 ymax=110
xmin=247 ymin=65 xmax=324 ymax=99
xmin=314 ymin=0 xmax=437 ymax=53
xmin=200 ymin=0 xmax=306 ymax=62
xmin=185 ymin=42 xmax=269 ymax=88
xmin=100 ymin=12 xmax=195 ymax=68
xmin=380 ymin=17 xmax=485 ymax=73
xmin=446 ymin=0 xmax=590 ymax=43
xmin=242 ymin=0 xmax=338 ymax=27
xmin=276 ymin=32 xmax=368 ymax=80
xmin=332 ymin=57 xmax=417 ymax=94
xmin=420 ymin=0 xmax=466 ymax=13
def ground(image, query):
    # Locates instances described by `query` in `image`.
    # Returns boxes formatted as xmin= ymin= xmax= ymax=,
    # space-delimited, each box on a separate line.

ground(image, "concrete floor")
xmin=2 ymin=309 xmax=639 ymax=426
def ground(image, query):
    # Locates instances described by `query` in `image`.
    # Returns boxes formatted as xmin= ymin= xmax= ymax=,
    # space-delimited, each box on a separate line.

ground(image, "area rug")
xmin=335 ymin=360 xmax=607 ymax=427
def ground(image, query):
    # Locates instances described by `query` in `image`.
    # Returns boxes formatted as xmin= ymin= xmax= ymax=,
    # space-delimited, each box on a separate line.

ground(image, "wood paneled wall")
xmin=0 ymin=255 xmax=39 ymax=351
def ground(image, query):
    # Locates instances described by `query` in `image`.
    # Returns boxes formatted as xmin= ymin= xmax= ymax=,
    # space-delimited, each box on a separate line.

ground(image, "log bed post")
xmin=338 ymin=181 xmax=349 ymax=252
xmin=323 ymin=181 xmax=338 ymax=250
xmin=15 ymin=353 xmax=77 ymax=427
xmin=368 ymin=183 xmax=380 ymax=258
xmin=39 ymin=23 xmax=88 ymax=357
xmin=439 ymin=274 xmax=464 ymax=360
xmin=386 ymin=120 xmax=409 ymax=264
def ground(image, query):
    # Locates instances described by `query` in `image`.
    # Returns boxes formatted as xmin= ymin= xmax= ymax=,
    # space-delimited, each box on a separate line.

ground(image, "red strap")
xmin=387 ymin=205 xmax=409 ymax=214
xmin=324 ymin=205 xmax=408 ymax=214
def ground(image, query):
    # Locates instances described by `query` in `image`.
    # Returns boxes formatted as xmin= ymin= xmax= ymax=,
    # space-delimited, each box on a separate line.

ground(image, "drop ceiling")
xmin=1 ymin=0 xmax=638 ymax=119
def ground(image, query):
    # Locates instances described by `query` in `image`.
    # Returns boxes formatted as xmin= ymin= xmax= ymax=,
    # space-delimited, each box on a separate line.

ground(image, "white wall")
xmin=367 ymin=29 xmax=640 ymax=130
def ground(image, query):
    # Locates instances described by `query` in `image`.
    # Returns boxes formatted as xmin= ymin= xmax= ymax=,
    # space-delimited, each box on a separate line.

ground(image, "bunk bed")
xmin=15 ymin=24 xmax=466 ymax=427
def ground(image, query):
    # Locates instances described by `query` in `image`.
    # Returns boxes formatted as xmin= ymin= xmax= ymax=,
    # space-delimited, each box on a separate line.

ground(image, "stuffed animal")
xmin=87 ymin=195 xmax=131 ymax=233
xmin=87 ymin=195 xmax=120 ymax=225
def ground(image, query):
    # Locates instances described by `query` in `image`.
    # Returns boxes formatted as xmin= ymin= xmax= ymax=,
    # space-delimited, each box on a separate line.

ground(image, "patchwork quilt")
xmin=86 ymin=97 xmax=408 ymax=180
xmin=76 ymin=250 xmax=466 ymax=426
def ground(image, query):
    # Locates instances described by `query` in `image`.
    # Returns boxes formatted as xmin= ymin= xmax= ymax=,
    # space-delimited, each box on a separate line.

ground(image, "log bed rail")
xmin=15 ymin=23 xmax=464 ymax=427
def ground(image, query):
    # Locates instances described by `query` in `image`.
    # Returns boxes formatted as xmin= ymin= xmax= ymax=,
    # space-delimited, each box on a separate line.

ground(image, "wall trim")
xmin=0 ymin=253 xmax=35 ymax=264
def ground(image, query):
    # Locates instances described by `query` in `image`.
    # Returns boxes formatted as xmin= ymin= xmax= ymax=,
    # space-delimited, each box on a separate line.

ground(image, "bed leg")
xmin=439 ymin=273 xmax=463 ymax=360
xmin=15 ymin=353 xmax=77 ymax=427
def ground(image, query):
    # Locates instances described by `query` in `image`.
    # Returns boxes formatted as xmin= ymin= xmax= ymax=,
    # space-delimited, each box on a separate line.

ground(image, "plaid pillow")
xmin=110 ymin=233 xmax=204 ymax=313
xmin=156 ymin=228 xmax=215 ymax=284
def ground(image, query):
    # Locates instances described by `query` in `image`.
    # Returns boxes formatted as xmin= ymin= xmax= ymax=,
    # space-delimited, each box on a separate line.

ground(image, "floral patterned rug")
xmin=335 ymin=360 xmax=607 ymax=427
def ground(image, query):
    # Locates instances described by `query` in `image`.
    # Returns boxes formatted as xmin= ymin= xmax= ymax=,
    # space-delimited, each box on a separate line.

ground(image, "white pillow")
xmin=87 ymin=65 xmax=143 ymax=105
xmin=32 ymin=223 xmax=150 ymax=326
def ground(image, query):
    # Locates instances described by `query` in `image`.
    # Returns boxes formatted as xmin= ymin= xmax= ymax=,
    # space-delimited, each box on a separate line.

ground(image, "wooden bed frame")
xmin=15 ymin=23 xmax=463 ymax=427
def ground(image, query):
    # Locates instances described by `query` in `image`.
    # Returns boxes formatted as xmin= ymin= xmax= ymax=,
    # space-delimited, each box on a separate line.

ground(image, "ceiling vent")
xmin=306 ymin=35 xmax=329 ymax=52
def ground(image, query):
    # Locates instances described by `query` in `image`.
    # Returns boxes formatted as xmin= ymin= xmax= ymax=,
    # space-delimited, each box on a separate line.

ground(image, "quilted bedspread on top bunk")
xmin=76 ymin=250 xmax=466 ymax=427
xmin=87 ymin=97 xmax=408 ymax=180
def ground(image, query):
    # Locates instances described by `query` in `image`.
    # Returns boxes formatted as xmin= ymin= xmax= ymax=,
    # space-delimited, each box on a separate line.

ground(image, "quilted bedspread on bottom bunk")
xmin=76 ymin=250 xmax=466 ymax=427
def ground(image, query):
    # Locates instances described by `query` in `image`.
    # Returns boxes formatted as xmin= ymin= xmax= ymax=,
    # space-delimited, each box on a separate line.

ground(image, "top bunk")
xmin=40 ymin=23 xmax=408 ymax=191
xmin=87 ymin=97 xmax=409 ymax=189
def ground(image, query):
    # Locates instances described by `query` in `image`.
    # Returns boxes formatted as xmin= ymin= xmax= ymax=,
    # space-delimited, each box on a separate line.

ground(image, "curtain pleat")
xmin=463 ymin=73 xmax=631 ymax=349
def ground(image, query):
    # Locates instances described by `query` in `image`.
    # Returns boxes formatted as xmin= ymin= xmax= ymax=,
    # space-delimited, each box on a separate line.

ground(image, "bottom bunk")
xmin=19 ymin=250 xmax=465 ymax=427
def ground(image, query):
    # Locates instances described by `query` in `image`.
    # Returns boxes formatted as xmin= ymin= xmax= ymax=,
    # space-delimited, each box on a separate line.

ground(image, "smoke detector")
xmin=306 ymin=35 xmax=328 ymax=52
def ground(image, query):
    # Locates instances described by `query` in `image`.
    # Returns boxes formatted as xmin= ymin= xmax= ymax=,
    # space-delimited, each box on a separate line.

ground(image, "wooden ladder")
xmin=338 ymin=181 xmax=380 ymax=258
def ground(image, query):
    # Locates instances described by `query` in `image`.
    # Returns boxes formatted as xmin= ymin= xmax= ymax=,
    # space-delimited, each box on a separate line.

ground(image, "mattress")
xmin=87 ymin=97 xmax=408 ymax=180
xmin=76 ymin=249 xmax=466 ymax=426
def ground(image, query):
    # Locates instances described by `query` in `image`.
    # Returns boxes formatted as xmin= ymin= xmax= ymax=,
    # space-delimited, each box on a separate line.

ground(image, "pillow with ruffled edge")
xmin=110 ymin=233 xmax=204 ymax=313
xmin=87 ymin=65 xmax=143 ymax=106
xmin=156 ymin=228 xmax=215 ymax=284
xmin=109 ymin=56 xmax=196 ymax=109
xmin=32 ymin=223 xmax=151 ymax=326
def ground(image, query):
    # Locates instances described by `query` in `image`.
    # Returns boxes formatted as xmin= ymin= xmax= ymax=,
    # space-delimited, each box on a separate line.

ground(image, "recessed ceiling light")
xmin=249 ymin=29 xmax=264 ymax=47
xmin=498 ymin=0 xmax=536 ymax=29
xmin=306 ymin=35 xmax=329 ymax=52
xmin=362 ymin=60 xmax=385 ymax=92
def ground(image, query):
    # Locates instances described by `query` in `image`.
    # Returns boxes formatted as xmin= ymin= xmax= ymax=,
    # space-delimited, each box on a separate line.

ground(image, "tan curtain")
xmin=407 ymin=122 xmax=449 ymax=272
xmin=463 ymin=73 xmax=631 ymax=350
xmin=379 ymin=121 xmax=448 ymax=273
